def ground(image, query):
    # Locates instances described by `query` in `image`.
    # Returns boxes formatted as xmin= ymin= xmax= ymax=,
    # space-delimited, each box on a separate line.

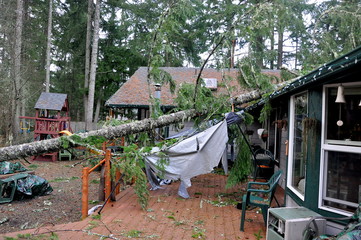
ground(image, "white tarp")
xmin=145 ymin=120 xmax=228 ymax=197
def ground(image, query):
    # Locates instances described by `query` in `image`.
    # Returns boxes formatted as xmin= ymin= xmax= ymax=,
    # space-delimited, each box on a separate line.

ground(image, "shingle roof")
xmin=105 ymin=67 xmax=281 ymax=108
xmin=34 ymin=92 xmax=68 ymax=111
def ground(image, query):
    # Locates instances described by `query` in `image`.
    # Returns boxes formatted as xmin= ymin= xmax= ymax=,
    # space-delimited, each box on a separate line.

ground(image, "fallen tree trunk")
xmin=233 ymin=79 xmax=294 ymax=105
xmin=0 ymin=109 xmax=198 ymax=162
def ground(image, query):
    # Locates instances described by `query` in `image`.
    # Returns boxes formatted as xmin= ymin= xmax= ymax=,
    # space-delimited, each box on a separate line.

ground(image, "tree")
xmin=83 ymin=0 xmax=93 ymax=120
xmin=45 ymin=0 xmax=53 ymax=92
xmin=0 ymin=109 xmax=198 ymax=161
xmin=12 ymin=0 xmax=24 ymax=137
xmin=86 ymin=0 xmax=101 ymax=130
xmin=301 ymin=0 xmax=361 ymax=70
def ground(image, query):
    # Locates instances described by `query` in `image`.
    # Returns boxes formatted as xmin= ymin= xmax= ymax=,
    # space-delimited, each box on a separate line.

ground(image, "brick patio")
xmin=1 ymin=173 xmax=284 ymax=240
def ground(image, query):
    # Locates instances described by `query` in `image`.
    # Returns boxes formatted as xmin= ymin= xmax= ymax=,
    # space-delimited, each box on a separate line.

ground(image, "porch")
xmin=1 ymin=173 xmax=284 ymax=239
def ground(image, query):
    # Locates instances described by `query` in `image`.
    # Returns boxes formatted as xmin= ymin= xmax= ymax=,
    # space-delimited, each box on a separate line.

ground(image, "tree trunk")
xmin=233 ymin=80 xmax=292 ymax=106
xmin=277 ymin=29 xmax=284 ymax=69
xmin=85 ymin=0 xmax=100 ymax=131
xmin=45 ymin=0 xmax=53 ymax=93
xmin=94 ymin=94 xmax=101 ymax=124
xmin=0 ymin=109 xmax=198 ymax=161
xmin=83 ymin=0 xmax=93 ymax=121
xmin=12 ymin=0 xmax=24 ymax=137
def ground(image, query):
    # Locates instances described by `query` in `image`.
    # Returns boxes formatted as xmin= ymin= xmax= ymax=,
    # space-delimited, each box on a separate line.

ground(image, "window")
xmin=325 ymin=85 xmax=361 ymax=145
xmin=321 ymin=83 xmax=361 ymax=214
xmin=288 ymin=92 xmax=308 ymax=199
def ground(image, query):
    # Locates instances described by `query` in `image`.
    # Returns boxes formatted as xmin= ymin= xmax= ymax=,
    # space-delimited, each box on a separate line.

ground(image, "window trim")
xmin=318 ymin=82 xmax=361 ymax=216
xmin=287 ymin=91 xmax=308 ymax=201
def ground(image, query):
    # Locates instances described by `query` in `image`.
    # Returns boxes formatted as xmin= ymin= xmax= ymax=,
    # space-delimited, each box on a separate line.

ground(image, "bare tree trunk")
xmin=45 ymin=0 xmax=53 ymax=92
xmin=12 ymin=0 xmax=24 ymax=138
xmin=83 ymin=0 xmax=93 ymax=121
xmin=0 ymin=109 xmax=198 ymax=161
xmin=277 ymin=29 xmax=283 ymax=69
xmin=86 ymin=0 xmax=100 ymax=131
xmin=94 ymin=93 xmax=102 ymax=124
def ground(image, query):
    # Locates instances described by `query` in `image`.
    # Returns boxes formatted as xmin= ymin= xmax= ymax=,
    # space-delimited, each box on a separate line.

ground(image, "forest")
xmin=1 ymin=0 xmax=361 ymax=146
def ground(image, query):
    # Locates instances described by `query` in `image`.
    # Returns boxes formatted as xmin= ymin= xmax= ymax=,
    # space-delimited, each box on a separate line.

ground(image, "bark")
xmin=0 ymin=109 xmax=198 ymax=162
xmin=86 ymin=0 xmax=100 ymax=130
xmin=83 ymin=0 xmax=93 ymax=120
xmin=94 ymin=94 xmax=101 ymax=124
xmin=277 ymin=29 xmax=283 ymax=69
xmin=45 ymin=0 xmax=53 ymax=92
xmin=233 ymin=80 xmax=292 ymax=105
xmin=12 ymin=0 xmax=24 ymax=136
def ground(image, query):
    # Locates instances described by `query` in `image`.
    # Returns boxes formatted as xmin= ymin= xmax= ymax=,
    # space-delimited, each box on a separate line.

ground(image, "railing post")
xmin=81 ymin=167 xmax=90 ymax=219
xmin=105 ymin=149 xmax=111 ymax=203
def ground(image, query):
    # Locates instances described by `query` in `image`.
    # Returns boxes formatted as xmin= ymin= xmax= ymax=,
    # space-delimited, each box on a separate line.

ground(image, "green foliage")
xmin=237 ymin=56 xmax=276 ymax=90
xmin=258 ymin=99 xmax=272 ymax=124
xmin=125 ymin=230 xmax=142 ymax=238
xmin=254 ymin=229 xmax=264 ymax=240
xmin=226 ymin=125 xmax=252 ymax=188
xmin=175 ymin=83 xmax=230 ymax=123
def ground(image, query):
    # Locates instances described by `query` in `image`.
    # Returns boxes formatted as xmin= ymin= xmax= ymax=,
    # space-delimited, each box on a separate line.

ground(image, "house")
xmin=245 ymin=46 xmax=361 ymax=235
xmin=105 ymin=67 xmax=281 ymax=120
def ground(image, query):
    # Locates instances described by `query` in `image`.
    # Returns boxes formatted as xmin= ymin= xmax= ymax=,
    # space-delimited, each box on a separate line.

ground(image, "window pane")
xmin=324 ymin=151 xmax=361 ymax=212
xmin=326 ymin=86 xmax=361 ymax=141
xmin=291 ymin=93 xmax=308 ymax=194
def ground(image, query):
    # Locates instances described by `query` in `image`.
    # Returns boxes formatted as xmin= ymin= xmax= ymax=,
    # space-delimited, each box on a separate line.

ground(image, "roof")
xmin=105 ymin=67 xmax=281 ymax=108
xmin=34 ymin=92 xmax=68 ymax=111
xmin=247 ymin=45 xmax=361 ymax=110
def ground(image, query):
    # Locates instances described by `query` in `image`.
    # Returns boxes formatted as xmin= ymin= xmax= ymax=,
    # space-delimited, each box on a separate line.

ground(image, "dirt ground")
xmin=0 ymin=158 xmax=101 ymax=235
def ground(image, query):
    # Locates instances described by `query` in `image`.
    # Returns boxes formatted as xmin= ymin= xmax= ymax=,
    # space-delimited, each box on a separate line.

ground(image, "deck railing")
xmin=81 ymin=149 xmax=112 ymax=219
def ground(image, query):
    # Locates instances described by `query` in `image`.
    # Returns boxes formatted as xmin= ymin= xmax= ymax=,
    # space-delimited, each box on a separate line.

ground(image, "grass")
xmin=49 ymin=176 xmax=79 ymax=182
xmin=90 ymin=179 xmax=100 ymax=184
xmin=27 ymin=164 xmax=39 ymax=169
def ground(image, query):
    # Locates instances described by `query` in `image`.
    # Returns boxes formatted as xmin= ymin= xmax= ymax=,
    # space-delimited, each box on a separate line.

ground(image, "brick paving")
xmin=1 ymin=173 xmax=284 ymax=240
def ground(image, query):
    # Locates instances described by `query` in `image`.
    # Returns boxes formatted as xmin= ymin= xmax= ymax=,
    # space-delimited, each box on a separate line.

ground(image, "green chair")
xmin=240 ymin=170 xmax=282 ymax=231
xmin=59 ymin=149 xmax=72 ymax=161
xmin=0 ymin=173 xmax=29 ymax=203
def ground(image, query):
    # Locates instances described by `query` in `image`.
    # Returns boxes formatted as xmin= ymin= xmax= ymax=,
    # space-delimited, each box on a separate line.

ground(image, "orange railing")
xmin=81 ymin=149 xmax=112 ymax=219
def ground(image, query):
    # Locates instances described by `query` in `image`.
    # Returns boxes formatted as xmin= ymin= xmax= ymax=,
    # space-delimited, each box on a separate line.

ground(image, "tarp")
xmin=0 ymin=162 xmax=27 ymax=175
xmin=145 ymin=120 xmax=228 ymax=198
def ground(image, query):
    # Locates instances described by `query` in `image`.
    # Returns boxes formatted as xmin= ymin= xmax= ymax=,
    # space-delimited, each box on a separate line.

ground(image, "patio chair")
xmin=59 ymin=149 xmax=72 ymax=161
xmin=0 ymin=173 xmax=29 ymax=203
xmin=240 ymin=170 xmax=282 ymax=231
xmin=302 ymin=202 xmax=361 ymax=240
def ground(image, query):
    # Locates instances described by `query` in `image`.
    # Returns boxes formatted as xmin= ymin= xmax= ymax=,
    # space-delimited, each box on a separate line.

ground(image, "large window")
xmin=288 ymin=92 xmax=308 ymax=199
xmin=321 ymin=83 xmax=361 ymax=214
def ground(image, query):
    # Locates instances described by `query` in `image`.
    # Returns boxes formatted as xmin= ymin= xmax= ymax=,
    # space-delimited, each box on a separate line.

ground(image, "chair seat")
xmin=243 ymin=194 xmax=270 ymax=207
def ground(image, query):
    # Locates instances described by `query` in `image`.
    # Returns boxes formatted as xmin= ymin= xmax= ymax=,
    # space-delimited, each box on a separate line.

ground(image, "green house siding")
xmin=304 ymin=88 xmax=323 ymax=212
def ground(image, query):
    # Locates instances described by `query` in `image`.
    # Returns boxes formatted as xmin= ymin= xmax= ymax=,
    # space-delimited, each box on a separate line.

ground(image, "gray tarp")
xmin=145 ymin=120 xmax=228 ymax=198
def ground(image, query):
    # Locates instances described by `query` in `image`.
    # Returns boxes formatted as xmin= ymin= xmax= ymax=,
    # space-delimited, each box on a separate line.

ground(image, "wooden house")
xmin=246 ymin=46 xmax=361 ymax=235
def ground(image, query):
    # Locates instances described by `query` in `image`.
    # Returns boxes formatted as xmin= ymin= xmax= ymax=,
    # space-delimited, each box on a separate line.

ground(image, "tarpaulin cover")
xmin=14 ymin=175 xmax=53 ymax=199
xmin=145 ymin=120 xmax=228 ymax=197
xmin=0 ymin=162 xmax=27 ymax=175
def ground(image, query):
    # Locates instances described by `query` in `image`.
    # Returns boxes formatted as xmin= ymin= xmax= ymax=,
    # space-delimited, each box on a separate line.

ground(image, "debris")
xmin=88 ymin=204 xmax=103 ymax=215
xmin=0 ymin=218 xmax=9 ymax=225
xmin=43 ymin=200 xmax=52 ymax=206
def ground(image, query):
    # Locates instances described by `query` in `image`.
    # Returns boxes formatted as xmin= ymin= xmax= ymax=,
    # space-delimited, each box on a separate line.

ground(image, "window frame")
xmin=319 ymin=82 xmax=361 ymax=216
xmin=287 ymin=91 xmax=308 ymax=201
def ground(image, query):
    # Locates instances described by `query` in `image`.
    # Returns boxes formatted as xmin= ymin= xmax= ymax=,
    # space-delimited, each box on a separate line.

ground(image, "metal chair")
xmin=252 ymin=148 xmax=277 ymax=181
xmin=0 ymin=173 xmax=29 ymax=203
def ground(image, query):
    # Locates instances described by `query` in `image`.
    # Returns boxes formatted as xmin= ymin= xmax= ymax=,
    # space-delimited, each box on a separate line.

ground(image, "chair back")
xmin=268 ymin=170 xmax=282 ymax=202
